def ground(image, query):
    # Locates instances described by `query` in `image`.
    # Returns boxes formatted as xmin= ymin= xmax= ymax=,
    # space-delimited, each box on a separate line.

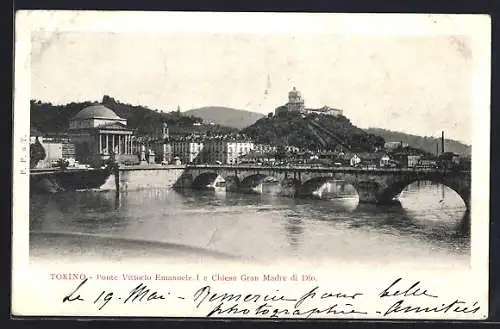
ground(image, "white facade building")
xmin=254 ymin=143 xmax=277 ymax=154
xmin=350 ymin=154 xmax=361 ymax=167
xmin=171 ymin=141 xmax=205 ymax=164
xmin=204 ymin=139 xmax=255 ymax=164
xmin=305 ymin=106 xmax=343 ymax=117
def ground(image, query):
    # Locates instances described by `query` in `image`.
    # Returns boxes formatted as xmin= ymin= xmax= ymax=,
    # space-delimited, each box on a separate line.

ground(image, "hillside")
xmin=184 ymin=106 xmax=264 ymax=129
xmin=30 ymin=95 xmax=238 ymax=138
xmin=364 ymin=128 xmax=471 ymax=156
xmin=241 ymin=111 xmax=385 ymax=152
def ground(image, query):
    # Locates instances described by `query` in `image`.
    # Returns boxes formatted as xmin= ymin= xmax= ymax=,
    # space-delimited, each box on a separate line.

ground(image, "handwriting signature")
xmin=377 ymin=277 xmax=480 ymax=316
xmin=193 ymin=285 xmax=367 ymax=318
xmin=62 ymin=278 xmax=167 ymax=310
xmin=60 ymin=277 xmax=481 ymax=317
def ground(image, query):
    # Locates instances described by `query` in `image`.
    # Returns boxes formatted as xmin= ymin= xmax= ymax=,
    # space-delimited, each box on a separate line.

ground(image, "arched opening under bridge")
xmin=298 ymin=177 xmax=359 ymax=201
xmin=380 ymin=178 xmax=469 ymax=212
xmin=240 ymin=173 xmax=281 ymax=195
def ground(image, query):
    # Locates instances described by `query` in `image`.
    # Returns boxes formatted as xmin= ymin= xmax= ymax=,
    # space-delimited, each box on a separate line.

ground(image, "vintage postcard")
xmin=12 ymin=11 xmax=491 ymax=319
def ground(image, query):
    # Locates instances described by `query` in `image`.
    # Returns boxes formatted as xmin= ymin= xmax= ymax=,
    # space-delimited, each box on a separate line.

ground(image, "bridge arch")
xmin=239 ymin=173 xmax=286 ymax=195
xmin=378 ymin=177 xmax=470 ymax=211
xmin=298 ymin=176 xmax=358 ymax=199
xmin=191 ymin=171 xmax=241 ymax=191
xmin=240 ymin=173 xmax=268 ymax=187
xmin=191 ymin=172 xmax=219 ymax=189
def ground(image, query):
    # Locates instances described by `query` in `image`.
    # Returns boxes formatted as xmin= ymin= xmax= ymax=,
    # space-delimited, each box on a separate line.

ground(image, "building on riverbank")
xmin=68 ymin=104 xmax=137 ymax=167
xmin=171 ymin=140 xmax=205 ymax=164
xmin=30 ymin=127 xmax=77 ymax=168
xmin=203 ymin=138 xmax=255 ymax=164
xmin=166 ymin=133 xmax=258 ymax=165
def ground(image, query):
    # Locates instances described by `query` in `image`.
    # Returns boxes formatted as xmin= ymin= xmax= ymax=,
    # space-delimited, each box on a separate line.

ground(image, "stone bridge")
xmin=174 ymin=165 xmax=471 ymax=210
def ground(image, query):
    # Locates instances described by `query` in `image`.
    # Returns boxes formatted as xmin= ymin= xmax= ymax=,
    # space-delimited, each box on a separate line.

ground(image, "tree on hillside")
xmin=102 ymin=95 xmax=117 ymax=104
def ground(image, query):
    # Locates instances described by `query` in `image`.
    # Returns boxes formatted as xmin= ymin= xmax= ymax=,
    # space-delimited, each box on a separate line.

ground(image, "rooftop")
xmin=72 ymin=105 xmax=123 ymax=121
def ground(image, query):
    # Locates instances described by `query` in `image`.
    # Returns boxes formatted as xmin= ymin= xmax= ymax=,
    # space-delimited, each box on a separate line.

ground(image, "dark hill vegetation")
xmin=184 ymin=106 xmax=264 ymax=129
xmin=241 ymin=111 xmax=385 ymax=152
xmin=365 ymin=128 xmax=471 ymax=156
xmin=30 ymin=95 xmax=238 ymax=137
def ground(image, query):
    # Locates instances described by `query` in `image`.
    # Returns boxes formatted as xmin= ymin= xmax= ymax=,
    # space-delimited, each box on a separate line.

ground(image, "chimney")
xmin=441 ymin=131 xmax=445 ymax=154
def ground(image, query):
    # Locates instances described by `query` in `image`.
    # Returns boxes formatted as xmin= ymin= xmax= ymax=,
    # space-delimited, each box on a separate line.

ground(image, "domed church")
xmin=274 ymin=86 xmax=344 ymax=117
xmin=68 ymin=104 xmax=136 ymax=166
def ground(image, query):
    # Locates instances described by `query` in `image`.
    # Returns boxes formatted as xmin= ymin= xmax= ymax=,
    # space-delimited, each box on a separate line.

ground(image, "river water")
xmin=29 ymin=181 xmax=470 ymax=268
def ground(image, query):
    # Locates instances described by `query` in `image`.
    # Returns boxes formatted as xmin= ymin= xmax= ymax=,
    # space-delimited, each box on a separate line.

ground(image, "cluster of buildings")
xmin=30 ymin=91 xmax=468 ymax=170
xmin=30 ymin=104 xmax=279 ymax=168
xmin=274 ymin=87 xmax=344 ymax=117
xmin=169 ymin=137 xmax=256 ymax=165
xmin=31 ymin=104 xmax=142 ymax=168
xmin=168 ymin=137 xmax=281 ymax=165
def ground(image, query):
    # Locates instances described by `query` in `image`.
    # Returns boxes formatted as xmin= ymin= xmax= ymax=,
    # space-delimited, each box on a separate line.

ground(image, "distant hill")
xmin=365 ymin=128 xmax=471 ymax=156
xmin=30 ymin=95 xmax=238 ymax=138
xmin=184 ymin=107 xmax=265 ymax=129
xmin=241 ymin=111 xmax=385 ymax=152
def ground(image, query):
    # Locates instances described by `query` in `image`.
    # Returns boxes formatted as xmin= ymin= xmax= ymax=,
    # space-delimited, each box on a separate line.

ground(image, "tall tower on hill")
xmin=286 ymin=86 xmax=305 ymax=112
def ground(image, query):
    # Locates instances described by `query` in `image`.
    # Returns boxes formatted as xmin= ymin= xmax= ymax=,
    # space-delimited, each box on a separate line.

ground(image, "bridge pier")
xmin=355 ymin=181 xmax=391 ymax=205
xmin=281 ymin=178 xmax=301 ymax=197
xmin=457 ymin=188 xmax=471 ymax=212
xmin=225 ymin=176 xmax=240 ymax=192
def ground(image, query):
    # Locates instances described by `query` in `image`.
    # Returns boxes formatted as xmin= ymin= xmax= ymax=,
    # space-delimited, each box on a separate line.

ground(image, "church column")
xmin=112 ymin=134 xmax=115 ymax=153
xmin=105 ymin=134 xmax=109 ymax=153
xmin=124 ymin=135 xmax=128 ymax=154
xmin=119 ymin=135 xmax=122 ymax=155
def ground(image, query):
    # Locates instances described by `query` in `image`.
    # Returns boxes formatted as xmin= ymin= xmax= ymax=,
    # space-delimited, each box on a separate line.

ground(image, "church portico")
xmin=68 ymin=104 xmax=138 ymax=167
xmin=97 ymin=127 xmax=134 ymax=155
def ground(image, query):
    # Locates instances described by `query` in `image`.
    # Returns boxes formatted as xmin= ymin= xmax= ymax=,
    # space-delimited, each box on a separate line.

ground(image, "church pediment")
xmin=97 ymin=122 xmax=131 ymax=130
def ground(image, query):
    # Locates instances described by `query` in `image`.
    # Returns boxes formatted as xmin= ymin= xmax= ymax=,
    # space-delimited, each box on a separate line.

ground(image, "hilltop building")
xmin=68 ymin=104 xmax=136 ymax=166
xmin=274 ymin=87 xmax=343 ymax=117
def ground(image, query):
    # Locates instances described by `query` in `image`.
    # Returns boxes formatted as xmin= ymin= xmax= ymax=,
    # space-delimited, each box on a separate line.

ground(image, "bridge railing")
xmin=186 ymin=164 xmax=469 ymax=175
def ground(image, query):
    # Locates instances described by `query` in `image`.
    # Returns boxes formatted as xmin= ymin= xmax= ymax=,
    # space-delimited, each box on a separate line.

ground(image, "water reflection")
xmin=284 ymin=217 xmax=304 ymax=252
xmin=29 ymin=181 xmax=470 ymax=264
xmin=30 ymin=191 xmax=128 ymax=234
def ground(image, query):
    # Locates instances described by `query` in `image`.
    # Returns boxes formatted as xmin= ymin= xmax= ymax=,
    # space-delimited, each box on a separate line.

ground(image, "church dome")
xmin=288 ymin=86 xmax=303 ymax=103
xmin=73 ymin=105 xmax=122 ymax=120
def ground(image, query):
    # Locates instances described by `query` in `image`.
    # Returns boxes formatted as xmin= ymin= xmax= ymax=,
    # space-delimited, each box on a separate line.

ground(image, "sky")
xmin=31 ymin=31 xmax=476 ymax=144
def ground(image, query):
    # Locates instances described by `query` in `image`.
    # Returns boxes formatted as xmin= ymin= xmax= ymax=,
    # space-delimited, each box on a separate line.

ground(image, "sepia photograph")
xmin=13 ymin=11 xmax=490 ymax=319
